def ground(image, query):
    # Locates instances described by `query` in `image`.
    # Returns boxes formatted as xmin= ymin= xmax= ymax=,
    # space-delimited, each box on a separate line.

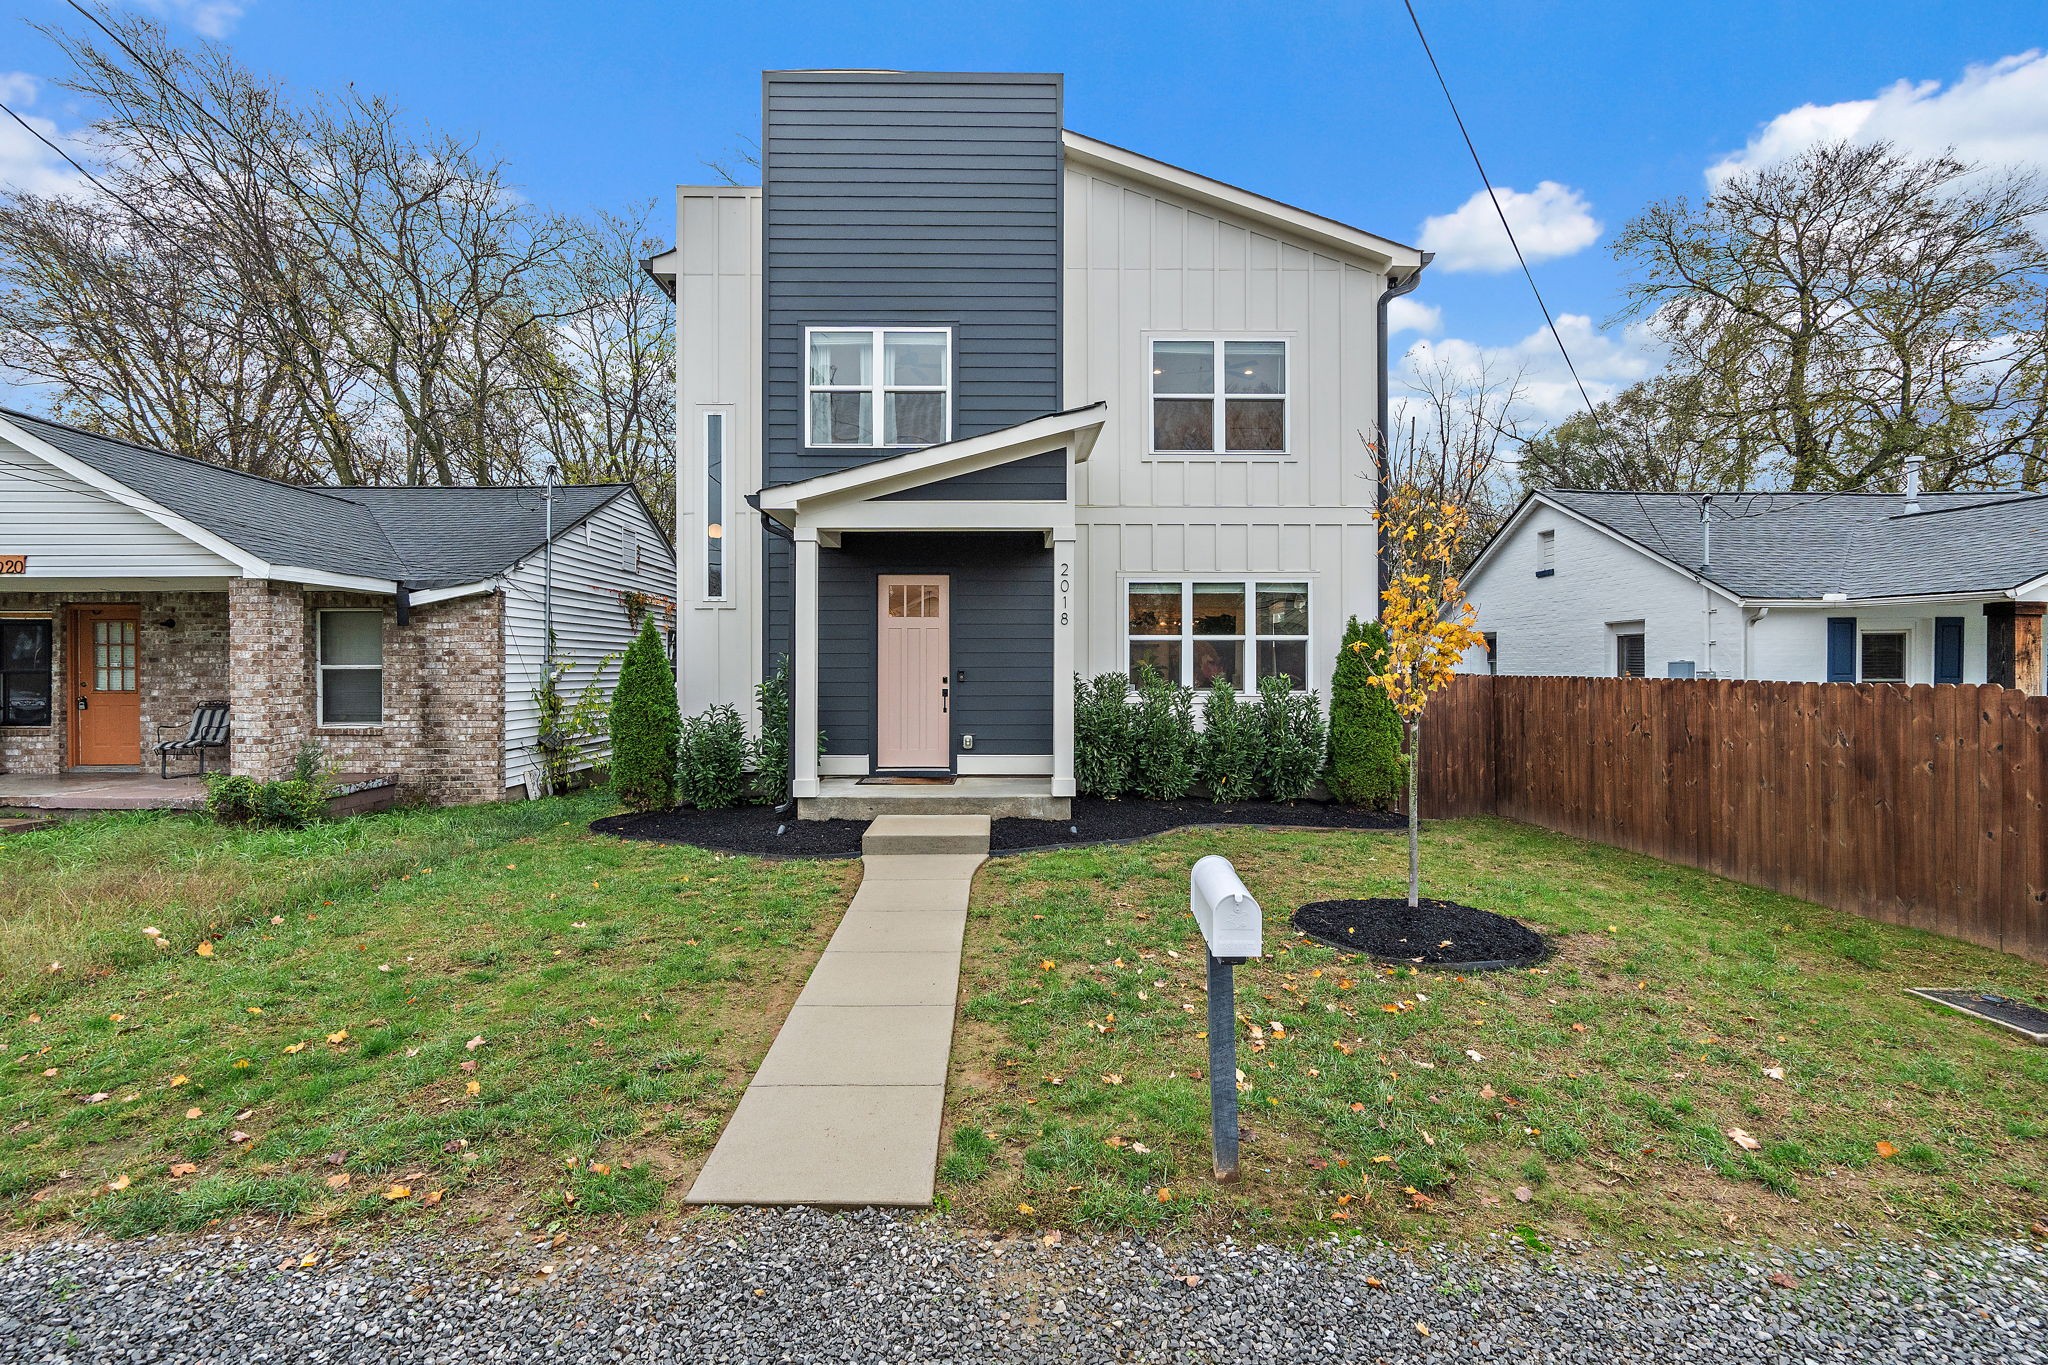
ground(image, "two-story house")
xmin=648 ymin=70 xmax=1426 ymax=817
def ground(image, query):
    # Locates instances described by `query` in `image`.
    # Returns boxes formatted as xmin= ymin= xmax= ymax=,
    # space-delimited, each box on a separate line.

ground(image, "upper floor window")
xmin=1536 ymin=529 xmax=1556 ymax=576
xmin=1150 ymin=338 xmax=1288 ymax=454
xmin=807 ymin=327 xmax=951 ymax=449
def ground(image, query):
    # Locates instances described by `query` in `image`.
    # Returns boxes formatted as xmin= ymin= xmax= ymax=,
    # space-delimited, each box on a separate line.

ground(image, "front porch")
xmin=804 ymin=775 xmax=1065 ymax=821
xmin=0 ymin=770 xmax=206 ymax=811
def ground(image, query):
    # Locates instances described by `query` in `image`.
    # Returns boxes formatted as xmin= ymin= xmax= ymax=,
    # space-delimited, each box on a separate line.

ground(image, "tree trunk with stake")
xmin=1407 ymin=717 xmax=1421 ymax=908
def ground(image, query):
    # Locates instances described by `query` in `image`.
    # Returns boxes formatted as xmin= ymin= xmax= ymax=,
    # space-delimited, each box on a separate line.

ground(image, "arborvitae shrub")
xmin=609 ymin=617 xmax=680 ymax=811
xmin=752 ymin=655 xmax=793 ymax=804
xmin=1325 ymin=615 xmax=1405 ymax=808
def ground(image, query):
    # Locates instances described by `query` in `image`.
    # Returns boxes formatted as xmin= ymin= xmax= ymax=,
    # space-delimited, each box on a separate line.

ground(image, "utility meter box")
xmin=1190 ymin=855 xmax=1262 ymax=960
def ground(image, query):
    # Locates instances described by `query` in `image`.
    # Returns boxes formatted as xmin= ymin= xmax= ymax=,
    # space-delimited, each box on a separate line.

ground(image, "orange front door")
xmin=876 ymin=575 xmax=950 ymax=771
xmin=68 ymin=605 xmax=142 ymax=767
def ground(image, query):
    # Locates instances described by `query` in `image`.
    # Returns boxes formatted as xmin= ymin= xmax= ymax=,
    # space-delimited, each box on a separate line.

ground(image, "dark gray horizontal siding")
xmin=817 ymin=532 xmax=1052 ymax=760
xmin=762 ymin=71 xmax=1063 ymax=487
xmin=880 ymin=449 xmax=1067 ymax=502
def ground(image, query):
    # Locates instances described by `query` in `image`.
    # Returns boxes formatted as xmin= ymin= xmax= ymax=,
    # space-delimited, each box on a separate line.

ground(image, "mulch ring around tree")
xmin=591 ymin=797 xmax=1404 ymax=859
xmin=1291 ymin=897 xmax=1550 ymax=972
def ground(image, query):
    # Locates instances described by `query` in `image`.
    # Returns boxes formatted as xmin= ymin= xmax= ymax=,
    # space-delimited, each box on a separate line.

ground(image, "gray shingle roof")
xmin=3 ymin=408 xmax=638 ymax=591
xmin=1540 ymin=489 xmax=2048 ymax=600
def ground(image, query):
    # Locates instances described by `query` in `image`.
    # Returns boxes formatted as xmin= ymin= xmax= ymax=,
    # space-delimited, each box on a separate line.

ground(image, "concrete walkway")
xmin=686 ymin=815 xmax=987 ymax=1207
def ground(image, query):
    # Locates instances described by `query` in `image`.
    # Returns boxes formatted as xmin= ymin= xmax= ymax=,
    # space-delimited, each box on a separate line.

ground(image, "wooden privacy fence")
xmin=1416 ymin=675 xmax=2048 ymax=963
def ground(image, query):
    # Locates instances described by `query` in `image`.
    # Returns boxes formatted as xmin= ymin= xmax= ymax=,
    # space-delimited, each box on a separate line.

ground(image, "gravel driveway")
xmin=2 ymin=1209 xmax=2042 ymax=1363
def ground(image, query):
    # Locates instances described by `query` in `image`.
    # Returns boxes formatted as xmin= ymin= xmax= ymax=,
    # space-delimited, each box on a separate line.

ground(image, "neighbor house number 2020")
xmin=0 ymin=555 xmax=26 ymax=575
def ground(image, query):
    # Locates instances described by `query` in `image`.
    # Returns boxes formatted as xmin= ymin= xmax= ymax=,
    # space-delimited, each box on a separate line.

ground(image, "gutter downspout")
xmin=747 ymin=492 xmax=800 ymax=813
xmin=1376 ymin=255 xmax=1432 ymax=592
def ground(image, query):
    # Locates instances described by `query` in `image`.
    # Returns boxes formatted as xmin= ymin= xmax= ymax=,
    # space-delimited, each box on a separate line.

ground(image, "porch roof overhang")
xmin=755 ymin=403 xmax=1104 ymax=544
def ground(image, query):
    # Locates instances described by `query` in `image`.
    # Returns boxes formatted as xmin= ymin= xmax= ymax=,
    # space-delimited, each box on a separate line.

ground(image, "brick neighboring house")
xmin=0 ymin=409 xmax=676 ymax=804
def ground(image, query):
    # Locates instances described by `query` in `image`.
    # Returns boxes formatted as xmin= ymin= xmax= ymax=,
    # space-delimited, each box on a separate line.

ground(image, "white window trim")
xmin=804 ymin=325 xmax=953 ymax=450
xmin=1146 ymin=334 xmax=1292 ymax=457
xmin=316 ymin=607 xmax=385 ymax=728
xmin=1122 ymin=577 xmax=1314 ymax=695
xmin=700 ymin=407 xmax=731 ymax=604
xmin=1857 ymin=624 xmax=1912 ymax=684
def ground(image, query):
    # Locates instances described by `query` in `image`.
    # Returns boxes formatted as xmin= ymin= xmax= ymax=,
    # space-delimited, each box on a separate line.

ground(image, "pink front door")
xmin=876 ymin=574 xmax=951 ymax=770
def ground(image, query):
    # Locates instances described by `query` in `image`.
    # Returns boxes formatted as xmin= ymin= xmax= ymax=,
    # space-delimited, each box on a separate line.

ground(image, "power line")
xmin=1398 ymin=0 xmax=1689 ymax=564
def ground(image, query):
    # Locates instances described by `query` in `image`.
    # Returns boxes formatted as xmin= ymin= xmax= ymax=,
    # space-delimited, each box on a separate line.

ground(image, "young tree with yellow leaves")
xmin=1362 ymin=484 xmax=1486 ymax=907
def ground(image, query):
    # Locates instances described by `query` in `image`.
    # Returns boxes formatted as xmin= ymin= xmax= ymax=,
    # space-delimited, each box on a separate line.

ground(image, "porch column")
xmin=226 ymin=576 xmax=309 ymax=780
xmin=792 ymin=528 xmax=820 ymax=798
xmin=1985 ymin=600 xmax=2046 ymax=695
xmin=1051 ymin=531 xmax=1076 ymax=797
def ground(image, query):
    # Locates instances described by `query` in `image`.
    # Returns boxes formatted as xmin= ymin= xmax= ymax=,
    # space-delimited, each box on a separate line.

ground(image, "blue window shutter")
xmin=1934 ymin=616 xmax=1964 ymax=685
xmin=1826 ymin=617 xmax=1857 ymax=683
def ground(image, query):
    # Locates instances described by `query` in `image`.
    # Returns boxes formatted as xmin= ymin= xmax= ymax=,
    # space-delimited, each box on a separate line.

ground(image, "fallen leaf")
xmin=1479 ymin=1084 xmax=1497 ymax=1100
xmin=1157 ymin=1187 xmax=1173 ymax=1202
xmin=383 ymin=1184 xmax=411 ymax=1200
xmin=1365 ymin=1277 xmax=1385 ymax=1289
xmin=107 ymin=1173 xmax=131 ymax=1191
xmin=168 ymin=1162 xmax=198 ymax=1177
xmin=1041 ymin=1230 xmax=1061 ymax=1247
xmin=169 ymin=1074 xmax=189 ymax=1088
xmin=1181 ymin=1274 xmax=1202 ymax=1287
xmin=326 ymin=1173 xmax=351 ymax=1189
xmin=465 ymin=1080 xmax=481 ymax=1096
xmin=1766 ymin=1271 xmax=1800 ymax=1290
xmin=326 ymin=1029 xmax=349 ymax=1045
xmin=1513 ymin=1186 xmax=1533 ymax=1203
xmin=195 ymin=942 xmax=215 ymax=958
xmin=1726 ymin=1127 xmax=1762 ymax=1152
xmin=422 ymin=1190 xmax=444 ymax=1206
xmin=1465 ymin=1049 xmax=1485 ymax=1062
xmin=459 ymin=1059 xmax=478 ymax=1074
xmin=465 ymin=1035 xmax=486 ymax=1051
xmin=284 ymin=1042 xmax=307 ymax=1055
xmin=1039 ymin=960 xmax=1056 ymax=972
xmin=1130 ymin=1142 xmax=1151 ymax=1155
xmin=1101 ymin=1073 xmax=1124 ymax=1086
xmin=228 ymin=1130 xmax=252 ymax=1144
xmin=1875 ymin=1140 xmax=1898 ymax=1159
xmin=1416 ymin=1323 xmax=1430 ymax=1337
xmin=1762 ymin=1066 xmax=1785 ymax=1081
xmin=184 ymin=1107 xmax=203 ymax=1120
xmin=1017 ymin=1203 xmax=1035 ymax=1215
xmin=324 ymin=1151 xmax=348 ymax=1165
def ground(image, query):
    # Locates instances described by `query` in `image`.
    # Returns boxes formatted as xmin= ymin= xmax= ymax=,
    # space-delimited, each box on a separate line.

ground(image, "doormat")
xmin=857 ymin=775 xmax=957 ymax=786
xmin=1906 ymin=989 xmax=2048 ymax=1044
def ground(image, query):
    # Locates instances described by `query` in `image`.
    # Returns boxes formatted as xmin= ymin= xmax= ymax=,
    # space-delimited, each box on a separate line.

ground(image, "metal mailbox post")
xmin=1190 ymin=854 xmax=1262 ymax=1182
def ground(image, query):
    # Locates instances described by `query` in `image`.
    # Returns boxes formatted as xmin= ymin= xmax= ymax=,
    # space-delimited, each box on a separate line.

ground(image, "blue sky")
xmin=4 ymin=0 xmax=2047 ymax=425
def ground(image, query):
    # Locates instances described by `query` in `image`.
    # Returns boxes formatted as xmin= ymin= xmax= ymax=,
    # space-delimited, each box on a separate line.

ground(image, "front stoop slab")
xmin=685 ymin=1085 xmax=947 ymax=1207
xmin=861 ymin=814 xmax=992 ymax=857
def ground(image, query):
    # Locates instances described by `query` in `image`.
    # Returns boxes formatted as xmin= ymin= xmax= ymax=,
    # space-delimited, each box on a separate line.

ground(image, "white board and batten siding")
xmin=673 ymin=185 xmax=765 ymax=729
xmin=0 ymin=437 xmax=236 ymax=580
xmin=501 ymin=492 xmax=678 ymax=793
xmin=1062 ymin=160 xmax=1388 ymax=699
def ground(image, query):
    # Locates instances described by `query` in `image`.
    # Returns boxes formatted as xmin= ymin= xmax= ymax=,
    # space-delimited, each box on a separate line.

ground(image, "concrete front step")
xmin=860 ymin=814 xmax=992 ymax=857
xmin=804 ymin=792 xmax=1069 ymax=820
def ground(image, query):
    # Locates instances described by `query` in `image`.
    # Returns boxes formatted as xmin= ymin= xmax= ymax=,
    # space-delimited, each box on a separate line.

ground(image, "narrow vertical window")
xmin=1536 ymin=529 xmax=1557 ymax=576
xmin=703 ymin=411 xmax=726 ymax=601
xmin=1616 ymin=632 xmax=1646 ymax=678
xmin=0 ymin=617 xmax=53 ymax=726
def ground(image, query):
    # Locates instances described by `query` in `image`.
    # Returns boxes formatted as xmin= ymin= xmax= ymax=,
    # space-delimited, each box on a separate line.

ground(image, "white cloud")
xmin=128 ymin=1 xmax=249 ymax=38
xmin=1385 ymin=296 xmax=1441 ymax=337
xmin=1709 ymin=50 xmax=2048 ymax=183
xmin=1395 ymin=315 xmax=1663 ymax=427
xmin=0 ymin=72 xmax=93 ymax=199
xmin=1417 ymin=181 xmax=1603 ymax=273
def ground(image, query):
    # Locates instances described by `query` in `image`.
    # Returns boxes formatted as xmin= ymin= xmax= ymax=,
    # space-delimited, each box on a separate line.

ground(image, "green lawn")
xmin=6 ymin=800 xmax=2045 ymax=1250
xmin=1 ymin=794 xmax=854 ymax=1236
xmin=942 ymin=820 xmax=2048 ymax=1248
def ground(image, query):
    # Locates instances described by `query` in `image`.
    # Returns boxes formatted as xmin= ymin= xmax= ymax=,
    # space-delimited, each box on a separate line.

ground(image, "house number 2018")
xmin=1058 ymin=561 xmax=1070 ymax=627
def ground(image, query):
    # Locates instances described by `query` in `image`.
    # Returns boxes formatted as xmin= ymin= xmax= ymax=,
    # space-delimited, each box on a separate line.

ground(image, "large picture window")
xmin=317 ymin=609 xmax=384 ymax=725
xmin=0 ymin=618 xmax=52 ymax=726
xmin=806 ymin=327 xmax=951 ymax=448
xmin=1126 ymin=580 xmax=1310 ymax=692
xmin=1150 ymin=338 xmax=1288 ymax=454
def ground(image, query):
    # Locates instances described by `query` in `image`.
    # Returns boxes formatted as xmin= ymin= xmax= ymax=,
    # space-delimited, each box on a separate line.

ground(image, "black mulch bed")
xmin=1291 ymin=897 xmax=1550 ymax=971
xmin=591 ymin=797 xmax=1402 ymax=859
xmin=987 ymin=797 xmax=1402 ymax=853
xmin=590 ymin=805 xmax=868 ymax=858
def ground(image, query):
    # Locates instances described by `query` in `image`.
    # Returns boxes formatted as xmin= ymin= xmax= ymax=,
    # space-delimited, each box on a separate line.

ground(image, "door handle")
xmin=940 ymin=677 xmax=949 ymax=714
xmin=76 ymin=695 xmax=88 ymax=711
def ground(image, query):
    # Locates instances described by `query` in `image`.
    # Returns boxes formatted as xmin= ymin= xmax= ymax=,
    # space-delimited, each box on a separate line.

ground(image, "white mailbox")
xmin=1190 ymin=855 xmax=1262 ymax=960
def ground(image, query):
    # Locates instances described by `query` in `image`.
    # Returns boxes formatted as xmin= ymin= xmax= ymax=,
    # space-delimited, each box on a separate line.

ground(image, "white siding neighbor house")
xmin=648 ymin=69 xmax=1425 ymax=818
xmin=1461 ymin=486 xmax=2048 ymax=694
